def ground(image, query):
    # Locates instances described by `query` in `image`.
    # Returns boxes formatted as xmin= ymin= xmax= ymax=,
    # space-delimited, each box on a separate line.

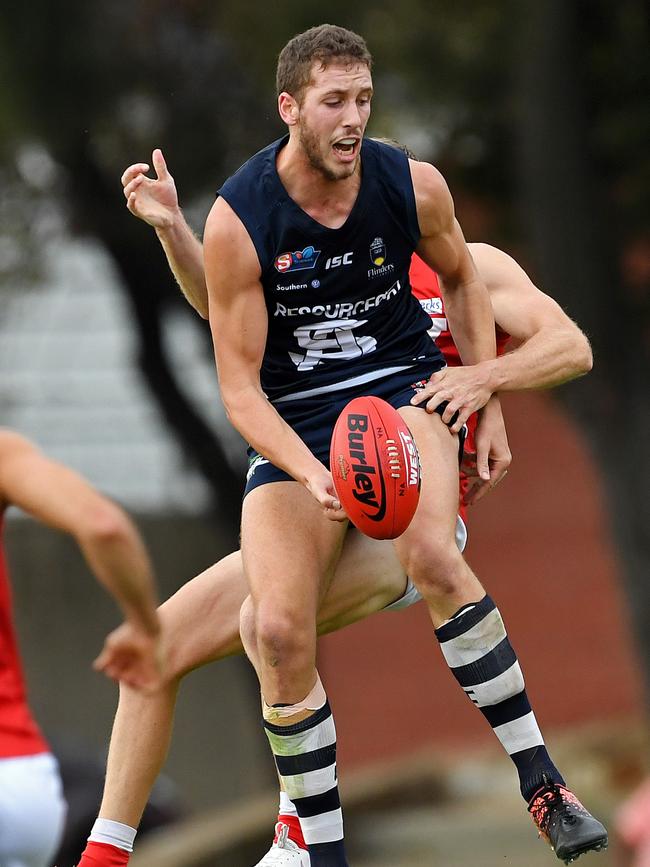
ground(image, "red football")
xmin=330 ymin=396 xmax=421 ymax=540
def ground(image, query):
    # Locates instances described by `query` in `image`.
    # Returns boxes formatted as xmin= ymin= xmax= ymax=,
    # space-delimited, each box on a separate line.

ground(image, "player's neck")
xmin=277 ymin=139 xmax=361 ymax=230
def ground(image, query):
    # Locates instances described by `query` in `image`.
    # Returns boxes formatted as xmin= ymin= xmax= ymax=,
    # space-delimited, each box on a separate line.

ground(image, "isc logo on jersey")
xmin=325 ymin=252 xmax=353 ymax=269
xmin=275 ymin=245 xmax=321 ymax=273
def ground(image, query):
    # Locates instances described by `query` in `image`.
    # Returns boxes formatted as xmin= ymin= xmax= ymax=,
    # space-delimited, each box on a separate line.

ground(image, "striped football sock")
xmin=264 ymin=700 xmax=348 ymax=866
xmin=277 ymin=791 xmax=306 ymax=849
xmin=435 ymin=594 xmax=564 ymax=801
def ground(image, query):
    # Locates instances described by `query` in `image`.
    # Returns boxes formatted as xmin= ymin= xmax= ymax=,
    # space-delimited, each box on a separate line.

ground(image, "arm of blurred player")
xmin=204 ymin=198 xmax=345 ymax=519
xmin=428 ymin=244 xmax=593 ymax=402
xmin=410 ymin=160 xmax=504 ymax=485
xmin=0 ymin=430 xmax=163 ymax=690
xmin=121 ymin=149 xmax=209 ymax=319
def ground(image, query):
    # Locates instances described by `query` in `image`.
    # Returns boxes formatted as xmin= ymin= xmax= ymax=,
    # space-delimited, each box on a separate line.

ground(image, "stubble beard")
xmin=299 ymin=124 xmax=355 ymax=182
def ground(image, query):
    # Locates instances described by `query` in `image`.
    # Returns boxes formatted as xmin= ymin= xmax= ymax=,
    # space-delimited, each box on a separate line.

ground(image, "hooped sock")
xmin=435 ymin=594 xmax=564 ymax=801
xmin=264 ymin=698 xmax=348 ymax=865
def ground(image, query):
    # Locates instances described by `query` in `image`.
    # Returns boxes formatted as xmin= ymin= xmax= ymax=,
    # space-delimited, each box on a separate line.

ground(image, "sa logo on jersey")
xmin=275 ymin=245 xmax=321 ymax=273
xmin=370 ymin=237 xmax=386 ymax=266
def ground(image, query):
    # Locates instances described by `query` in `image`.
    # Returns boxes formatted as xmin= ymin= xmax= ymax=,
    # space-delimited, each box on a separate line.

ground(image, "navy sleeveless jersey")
xmin=217 ymin=136 xmax=442 ymax=404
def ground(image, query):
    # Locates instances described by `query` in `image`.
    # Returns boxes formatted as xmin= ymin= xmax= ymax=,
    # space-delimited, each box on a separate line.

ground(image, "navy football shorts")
xmin=244 ymin=362 xmax=464 ymax=496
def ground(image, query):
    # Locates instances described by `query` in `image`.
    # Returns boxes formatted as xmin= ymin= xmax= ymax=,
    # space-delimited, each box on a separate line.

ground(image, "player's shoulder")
xmin=469 ymin=243 xmax=517 ymax=268
xmin=409 ymin=161 xmax=453 ymax=234
xmin=468 ymin=243 xmax=536 ymax=291
xmin=409 ymin=160 xmax=450 ymax=200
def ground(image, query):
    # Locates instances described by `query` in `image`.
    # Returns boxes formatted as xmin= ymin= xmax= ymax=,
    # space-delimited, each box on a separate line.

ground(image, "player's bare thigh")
xmin=316 ymin=533 xmax=405 ymax=632
xmin=241 ymin=480 xmax=347 ymax=701
xmin=394 ymin=407 xmax=483 ymax=621
xmin=156 ymin=531 xmax=406 ymax=684
xmin=241 ymin=480 xmax=346 ymax=611
xmin=159 ymin=552 xmax=248 ymax=679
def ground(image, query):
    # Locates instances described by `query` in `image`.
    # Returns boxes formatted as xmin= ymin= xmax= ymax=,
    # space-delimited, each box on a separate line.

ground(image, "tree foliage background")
xmin=1 ymin=1 xmax=648 ymax=690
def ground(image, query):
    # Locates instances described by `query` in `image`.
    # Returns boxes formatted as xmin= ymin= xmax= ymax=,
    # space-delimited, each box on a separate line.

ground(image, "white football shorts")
xmin=0 ymin=752 xmax=67 ymax=867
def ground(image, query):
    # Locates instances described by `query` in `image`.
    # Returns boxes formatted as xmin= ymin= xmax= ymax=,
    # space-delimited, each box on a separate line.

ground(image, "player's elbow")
xmin=79 ymin=500 xmax=132 ymax=548
xmin=220 ymin=382 xmax=257 ymax=429
xmin=571 ymin=330 xmax=593 ymax=376
xmin=220 ymin=390 xmax=241 ymax=426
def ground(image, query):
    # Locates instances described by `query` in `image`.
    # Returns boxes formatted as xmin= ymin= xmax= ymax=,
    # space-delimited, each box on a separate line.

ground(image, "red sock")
xmin=276 ymin=813 xmax=307 ymax=849
xmin=77 ymin=841 xmax=131 ymax=866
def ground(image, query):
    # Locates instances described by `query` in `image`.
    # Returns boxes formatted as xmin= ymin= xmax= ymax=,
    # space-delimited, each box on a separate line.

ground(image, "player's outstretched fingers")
xmin=123 ymin=175 xmax=145 ymax=200
xmin=152 ymin=148 xmax=170 ymax=179
xmin=127 ymin=192 xmax=141 ymax=216
xmin=121 ymin=163 xmax=149 ymax=187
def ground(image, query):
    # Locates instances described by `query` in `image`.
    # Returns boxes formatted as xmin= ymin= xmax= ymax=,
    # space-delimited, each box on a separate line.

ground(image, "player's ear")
xmin=278 ymin=92 xmax=299 ymax=126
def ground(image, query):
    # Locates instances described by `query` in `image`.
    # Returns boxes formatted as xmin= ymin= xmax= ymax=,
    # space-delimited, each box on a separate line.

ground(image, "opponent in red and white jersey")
xmin=0 ymin=515 xmax=50 ymax=759
xmin=0 ymin=430 xmax=163 ymax=867
xmin=409 ymin=253 xmax=511 ymax=515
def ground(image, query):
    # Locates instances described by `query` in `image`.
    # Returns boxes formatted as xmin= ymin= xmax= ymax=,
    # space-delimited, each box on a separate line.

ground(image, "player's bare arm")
xmin=412 ymin=161 xmax=497 ymax=368
xmin=423 ymin=244 xmax=592 ymax=414
xmin=410 ymin=160 xmax=506 ymax=484
xmin=0 ymin=429 xmax=162 ymax=690
xmin=473 ymin=243 xmax=592 ymax=388
xmin=121 ymin=149 xmax=208 ymax=318
xmin=204 ymin=198 xmax=345 ymax=518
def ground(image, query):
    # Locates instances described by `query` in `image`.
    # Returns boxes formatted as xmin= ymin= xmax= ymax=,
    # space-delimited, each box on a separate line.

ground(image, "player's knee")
xmin=402 ymin=536 xmax=466 ymax=598
xmin=239 ymin=597 xmax=257 ymax=652
xmin=254 ymin=606 xmax=312 ymax=666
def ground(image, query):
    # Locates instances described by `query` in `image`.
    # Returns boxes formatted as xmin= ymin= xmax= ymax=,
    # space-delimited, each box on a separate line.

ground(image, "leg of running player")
xmin=241 ymin=481 xmax=350 ymax=867
xmin=91 ymin=537 xmax=406 ymax=829
xmin=394 ymin=407 xmax=606 ymax=859
xmin=78 ymin=536 xmax=408 ymax=864
xmin=396 ymin=407 xmax=563 ymax=791
xmin=93 ymin=554 xmax=248 ymax=834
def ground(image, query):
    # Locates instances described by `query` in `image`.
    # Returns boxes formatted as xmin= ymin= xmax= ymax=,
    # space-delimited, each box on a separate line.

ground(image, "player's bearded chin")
xmin=299 ymin=122 xmax=350 ymax=181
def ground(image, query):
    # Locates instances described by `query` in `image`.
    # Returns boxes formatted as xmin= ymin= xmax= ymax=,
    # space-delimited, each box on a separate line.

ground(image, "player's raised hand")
xmin=410 ymin=362 xmax=495 ymax=434
xmin=305 ymin=467 xmax=348 ymax=522
xmin=94 ymin=620 xmax=165 ymax=693
xmin=121 ymin=148 xmax=179 ymax=229
xmin=463 ymin=396 xmax=511 ymax=505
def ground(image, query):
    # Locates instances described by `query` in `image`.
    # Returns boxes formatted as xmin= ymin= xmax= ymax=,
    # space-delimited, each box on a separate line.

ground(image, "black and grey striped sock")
xmin=435 ymin=594 xmax=564 ymax=801
xmin=264 ymin=700 xmax=348 ymax=866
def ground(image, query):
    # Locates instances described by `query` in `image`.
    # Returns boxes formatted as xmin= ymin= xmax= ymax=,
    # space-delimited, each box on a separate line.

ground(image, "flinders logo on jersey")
xmin=369 ymin=237 xmax=386 ymax=266
xmin=368 ymin=236 xmax=394 ymax=279
xmin=274 ymin=245 xmax=321 ymax=273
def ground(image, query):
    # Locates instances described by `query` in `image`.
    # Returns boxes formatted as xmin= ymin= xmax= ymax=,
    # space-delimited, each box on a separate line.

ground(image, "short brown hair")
xmin=371 ymin=137 xmax=419 ymax=160
xmin=276 ymin=24 xmax=372 ymax=99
